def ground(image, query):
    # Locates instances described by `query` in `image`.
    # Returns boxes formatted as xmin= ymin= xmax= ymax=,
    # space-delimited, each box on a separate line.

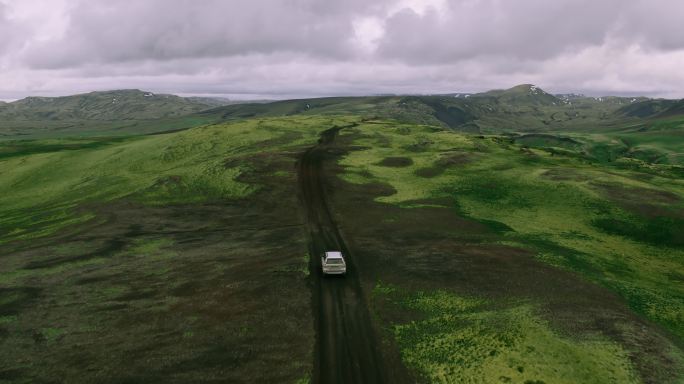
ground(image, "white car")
xmin=321 ymin=251 xmax=346 ymax=275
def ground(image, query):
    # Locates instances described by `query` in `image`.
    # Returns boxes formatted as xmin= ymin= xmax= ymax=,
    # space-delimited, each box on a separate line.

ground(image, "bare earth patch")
xmin=377 ymin=156 xmax=414 ymax=167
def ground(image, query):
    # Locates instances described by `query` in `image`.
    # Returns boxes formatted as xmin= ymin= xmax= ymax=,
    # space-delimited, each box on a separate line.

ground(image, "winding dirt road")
xmin=298 ymin=125 xmax=411 ymax=384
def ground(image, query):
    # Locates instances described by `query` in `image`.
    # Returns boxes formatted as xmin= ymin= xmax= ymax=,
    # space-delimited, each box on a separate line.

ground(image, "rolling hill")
xmin=1 ymin=85 xmax=683 ymax=383
xmin=616 ymin=99 xmax=679 ymax=118
xmin=474 ymin=83 xmax=561 ymax=105
xmin=0 ymin=90 xmax=216 ymax=121
xmin=659 ymin=100 xmax=684 ymax=117
xmin=3 ymin=84 xmax=680 ymax=140
xmin=191 ymin=85 xmax=581 ymax=133
xmin=0 ymin=90 xmax=228 ymax=138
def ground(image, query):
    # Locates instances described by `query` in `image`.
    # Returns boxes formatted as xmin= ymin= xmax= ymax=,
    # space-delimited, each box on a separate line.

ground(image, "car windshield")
xmin=326 ymin=258 xmax=343 ymax=264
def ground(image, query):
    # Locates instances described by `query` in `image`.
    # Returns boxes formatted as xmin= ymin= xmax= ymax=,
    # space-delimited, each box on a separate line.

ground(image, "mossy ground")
xmin=375 ymin=284 xmax=642 ymax=384
xmin=1 ymin=113 xmax=683 ymax=383
xmin=336 ymin=120 xmax=684 ymax=382
xmin=0 ymin=115 xmax=360 ymax=383
xmin=0 ymin=116 xmax=355 ymax=245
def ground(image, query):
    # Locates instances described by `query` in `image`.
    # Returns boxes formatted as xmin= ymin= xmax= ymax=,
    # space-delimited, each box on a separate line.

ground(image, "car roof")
xmin=325 ymin=251 xmax=343 ymax=258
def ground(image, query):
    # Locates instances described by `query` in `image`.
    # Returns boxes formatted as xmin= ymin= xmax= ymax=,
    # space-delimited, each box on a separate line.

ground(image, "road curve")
xmin=298 ymin=125 xmax=411 ymax=384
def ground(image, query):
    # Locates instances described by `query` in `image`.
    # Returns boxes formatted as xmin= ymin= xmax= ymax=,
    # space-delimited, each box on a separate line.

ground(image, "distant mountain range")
xmin=1 ymin=85 xmax=682 ymax=139
xmin=0 ymin=90 xmax=234 ymax=121
xmin=473 ymin=84 xmax=562 ymax=105
xmin=615 ymin=98 xmax=684 ymax=118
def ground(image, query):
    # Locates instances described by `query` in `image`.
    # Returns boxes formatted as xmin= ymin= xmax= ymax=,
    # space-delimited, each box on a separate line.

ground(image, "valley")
xmin=0 ymin=85 xmax=683 ymax=383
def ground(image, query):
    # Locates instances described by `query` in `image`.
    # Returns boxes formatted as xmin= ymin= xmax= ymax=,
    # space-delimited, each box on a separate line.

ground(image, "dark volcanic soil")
xmin=297 ymin=126 xmax=413 ymax=384
xmin=377 ymin=156 xmax=414 ymax=167
xmin=0 ymin=146 xmax=314 ymax=383
xmin=320 ymin=127 xmax=683 ymax=384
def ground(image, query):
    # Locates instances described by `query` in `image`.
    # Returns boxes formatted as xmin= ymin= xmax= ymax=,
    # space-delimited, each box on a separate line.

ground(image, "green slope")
xmin=0 ymin=116 xmax=353 ymax=382
xmin=0 ymin=109 xmax=683 ymax=382
xmin=0 ymin=90 xmax=214 ymax=121
xmin=0 ymin=90 xmax=222 ymax=139
xmin=5 ymin=85 xmax=681 ymax=140
xmin=337 ymin=120 xmax=684 ymax=382
xmin=476 ymin=83 xmax=561 ymax=105
xmin=616 ymin=99 xmax=674 ymax=118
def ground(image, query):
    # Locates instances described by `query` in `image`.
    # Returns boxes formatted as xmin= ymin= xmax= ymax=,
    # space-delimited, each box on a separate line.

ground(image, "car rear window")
xmin=326 ymin=258 xmax=343 ymax=264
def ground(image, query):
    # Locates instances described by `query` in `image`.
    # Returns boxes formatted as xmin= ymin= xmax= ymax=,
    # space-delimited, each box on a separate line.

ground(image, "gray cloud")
xmin=22 ymin=0 xmax=389 ymax=68
xmin=2 ymin=0 xmax=684 ymax=99
xmin=376 ymin=0 xmax=626 ymax=63
xmin=0 ymin=2 xmax=28 ymax=57
xmin=615 ymin=1 xmax=684 ymax=51
xmin=0 ymin=3 xmax=9 ymax=52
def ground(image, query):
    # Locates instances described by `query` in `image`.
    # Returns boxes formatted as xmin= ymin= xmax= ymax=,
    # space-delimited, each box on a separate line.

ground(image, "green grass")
xmin=0 ymin=255 xmax=107 ymax=284
xmin=128 ymin=237 xmax=173 ymax=253
xmin=0 ymin=116 xmax=351 ymax=245
xmin=2 ymin=103 xmax=683 ymax=383
xmin=376 ymin=286 xmax=642 ymax=384
xmin=0 ymin=114 xmax=219 ymax=140
xmin=0 ymin=89 xmax=223 ymax=139
xmin=0 ymin=315 xmax=17 ymax=324
xmin=0 ymin=114 xmax=322 ymax=382
xmin=340 ymin=121 xmax=684 ymax=341
xmin=40 ymin=327 xmax=65 ymax=342
xmin=339 ymin=122 xmax=475 ymax=204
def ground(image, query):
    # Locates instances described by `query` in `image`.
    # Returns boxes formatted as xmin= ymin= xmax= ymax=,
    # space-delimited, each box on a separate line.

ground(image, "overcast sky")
xmin=1 ymin=0 xmax=684 ymax=100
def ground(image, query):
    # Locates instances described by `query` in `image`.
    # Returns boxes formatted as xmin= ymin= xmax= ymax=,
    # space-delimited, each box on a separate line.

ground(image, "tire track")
xmin=298 ymin=125 xmax=411 ymax=384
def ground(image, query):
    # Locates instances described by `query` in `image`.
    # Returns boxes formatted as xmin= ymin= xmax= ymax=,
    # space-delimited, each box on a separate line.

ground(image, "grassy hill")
xmin=195 ymin=85 xmax=661 ymax=134
xmin=616 ymin=99 xmax=680 ymax=118
xmin=1 ymin=114 xmax=683 ymax=383
xmin=0 ymin=116 xmax=338 ymax=382
xmin=475 ymin=83 xmax=561 ymax=105
xmin=5 ymin=85 xmax=682 ymax=140
xmin=0 ymin=90 xmax=223 ymax=139
xmin=661 ymin=100 xmax=684 ymax=117
xmin=335 ymin=120 xmax=684 ymax=383
xmin=0 ymin=90 xmax=217 ymax=120
xmin=0 ymin=88 xmax=683 ymax=382
xmin=3 ymin=85 xmax=683 ymax=167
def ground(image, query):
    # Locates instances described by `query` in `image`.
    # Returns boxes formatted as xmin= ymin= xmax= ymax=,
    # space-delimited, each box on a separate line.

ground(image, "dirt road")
xmin=298 ymin=126 xmax=411 ymax=384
